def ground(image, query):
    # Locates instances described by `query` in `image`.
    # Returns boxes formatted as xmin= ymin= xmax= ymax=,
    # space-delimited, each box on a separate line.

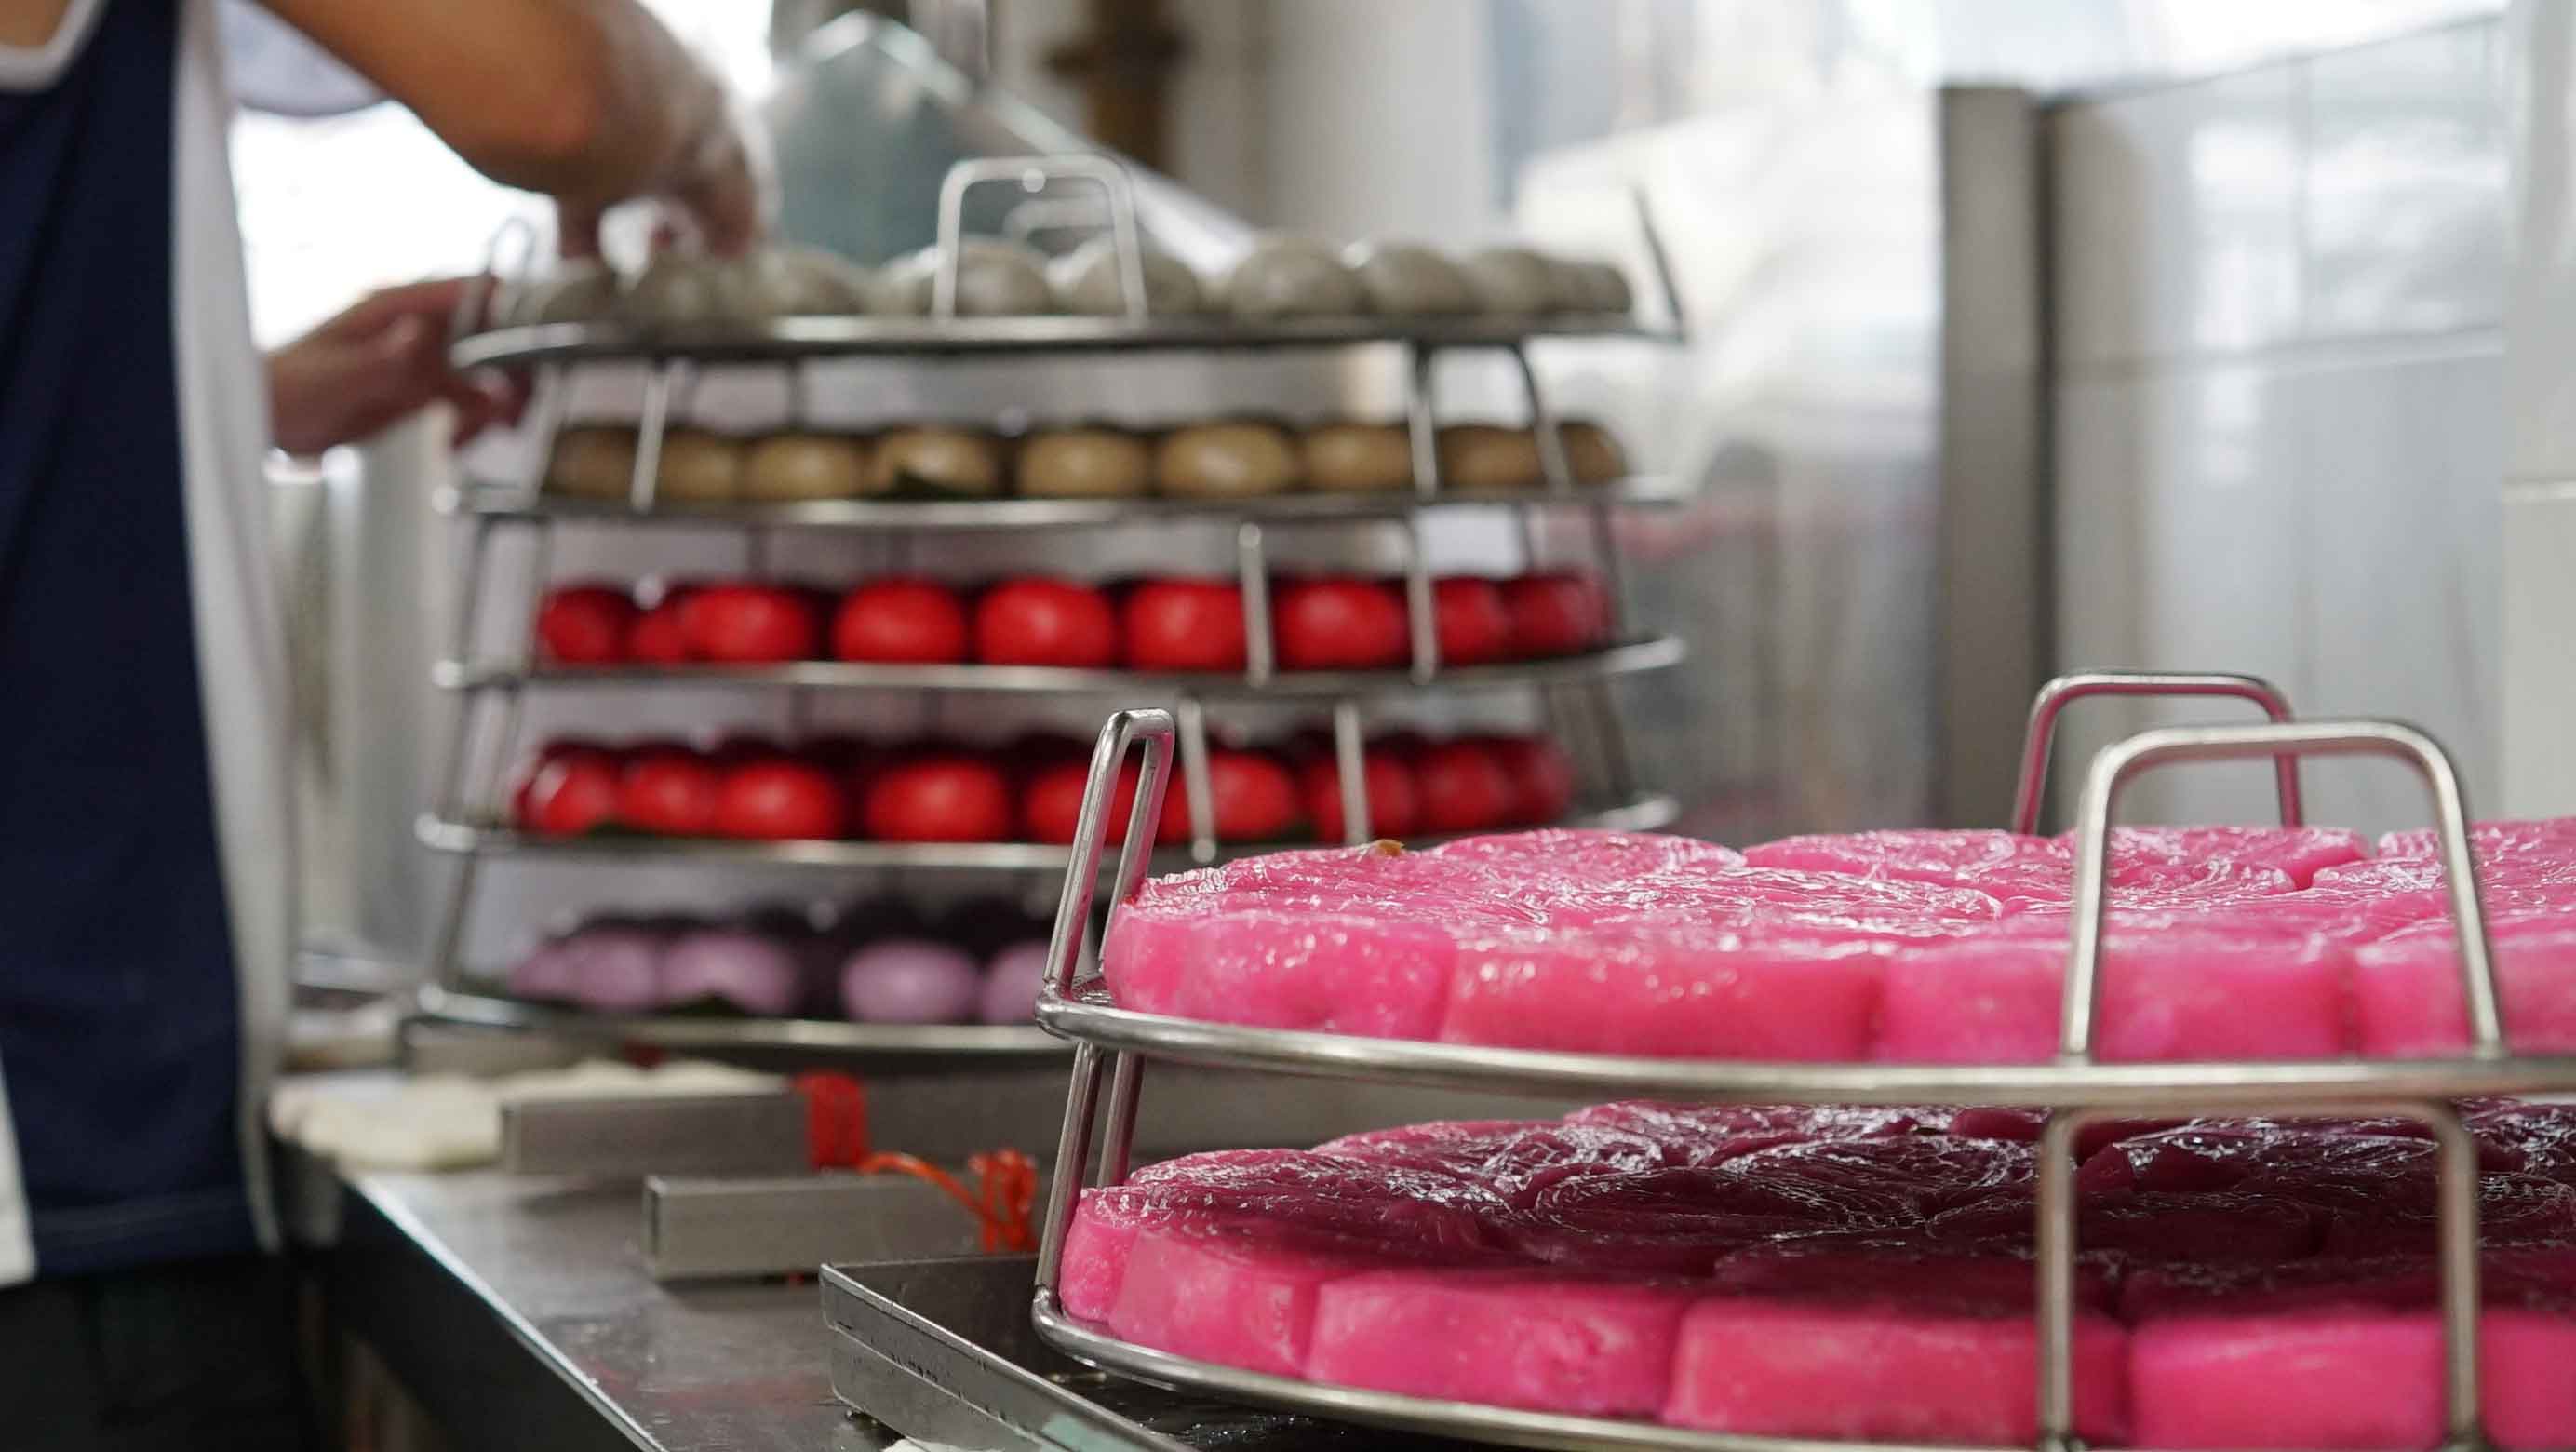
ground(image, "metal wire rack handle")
xmin=2034 ymin=1099 xmax=2486 ymax=1452
xmin=455 ymin=214 xmax=543 ymax=343
xmin=1030 ymin=712 xmax=1174 ymax=1309
xmin=934 ymin=156 xmax=1149 ymax=322
xmin=2059 ymin=718 xmax=2502 ymax=1062
xmin=1002 ymin=195 xmax=1111 ymax=246
xmin=1631 ymin=186 xmax=1687 ymax=343
xmin=2036 ymin=719 xmax=2505 ymax=1450
xmin=1041 ymin=707 xmax=1178 ymax=1000
xmin=2008 ymin=670 xmax=2300 ymax=834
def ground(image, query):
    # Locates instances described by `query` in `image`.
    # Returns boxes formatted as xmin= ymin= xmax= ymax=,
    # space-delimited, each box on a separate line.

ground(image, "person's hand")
xmin=265 ymin=277 xmax=528 ymax=456
xmin=557 ymin=101 xmax=769 ymax=262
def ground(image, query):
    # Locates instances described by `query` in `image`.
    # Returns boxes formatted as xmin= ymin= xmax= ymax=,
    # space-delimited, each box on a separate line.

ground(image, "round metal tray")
xmin=1033 ymin=981 xmax=2576 ymax=1111
xmin=444 ymin=474 xmax=1697 ymax=530
xmin=1031 ymin=1300 xmax=1895 ymax=1452
xmin=413 ymin=793 xmax=1682 ymax=873
xmin=1009 ymin=700 xmax=2528 ymax=1452
xmin=1026 ymin=701 xmax=2549 ymax=1115
xmin=433 ymin=635 xmax=1684 ymax=699
xmin=450 ymin=312 xmax=1680 ymax=370
xmin=418 ymin=985 xmax=1065 ymax=1061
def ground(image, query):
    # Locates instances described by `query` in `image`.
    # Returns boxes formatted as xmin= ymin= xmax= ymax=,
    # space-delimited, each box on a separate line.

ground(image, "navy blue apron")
xmin=0 ymin=0 xmax=258 ymax=1276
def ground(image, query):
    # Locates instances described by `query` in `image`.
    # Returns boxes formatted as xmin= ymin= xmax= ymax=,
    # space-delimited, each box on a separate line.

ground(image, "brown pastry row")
xmin=543 ymin=418 xmax=1630 ymax=503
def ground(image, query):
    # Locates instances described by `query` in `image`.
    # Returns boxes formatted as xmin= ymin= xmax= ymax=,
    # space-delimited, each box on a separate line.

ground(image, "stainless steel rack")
xmin=449 ymin=310 xmax=1682 ymax=368
xmin=415 ymin=154 xmax=1690 ymax=1064
xmin=449 ymin=155 xmax=1685 ymax=369
xmin=439 ymin=473 xmax=1697 ymax=530
xmin=1014 ymin=673 xmax=2539 ymax=1452
xmin=431 ymin=635 xmax=1684 ymax=698
xmin=418 ymin=983 xmax=1062 ymax=1061
xmin=825 ymin=1255 xmax=1507 ymax=1452
xmin=414 ymin=791 xmax=1682 ymax=871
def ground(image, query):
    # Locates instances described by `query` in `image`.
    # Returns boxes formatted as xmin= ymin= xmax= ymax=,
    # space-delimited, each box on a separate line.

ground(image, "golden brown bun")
xmin=654 ymin=431 xmax=744 ymax=503
xmin=742 ymin=434 xmax=869 ymax=501
xmin=1154 ymin=422 xmax=1302 ymax=497
xmin=1017 ymin=427 xmax=1152 ymax=498
xmin=1300 ymin=422 xmax=1414 ymax=493
xmin=1558 ymin=420 xmax=1627 ymax=486
xmin=1435 ymin=424 xmax=1542 ymax=491
xmin=870 ymin=427 xmax=1005 ymax=496
xmin=545 ymin=426 xmax=638 ymax=499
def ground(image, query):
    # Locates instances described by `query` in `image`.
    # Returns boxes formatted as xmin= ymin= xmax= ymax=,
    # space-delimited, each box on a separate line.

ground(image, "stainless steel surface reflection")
xmin=333 ymin=1171 xmax=887 ymax=1452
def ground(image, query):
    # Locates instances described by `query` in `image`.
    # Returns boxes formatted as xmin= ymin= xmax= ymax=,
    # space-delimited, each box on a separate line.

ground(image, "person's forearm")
xmin=259 ymin=0 xmax=727 ymax=208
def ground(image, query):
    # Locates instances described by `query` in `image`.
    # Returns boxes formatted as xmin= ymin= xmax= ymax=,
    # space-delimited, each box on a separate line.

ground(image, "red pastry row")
xmin=511 ymin=731 xmax=1577 ymax=844
xmin=531 ymin=571 xmax=1611 ymax=671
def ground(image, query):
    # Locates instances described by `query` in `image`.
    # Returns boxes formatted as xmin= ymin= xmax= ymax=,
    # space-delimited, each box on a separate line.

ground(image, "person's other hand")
xmin=266 ymin=277 xmax=529 ymax=456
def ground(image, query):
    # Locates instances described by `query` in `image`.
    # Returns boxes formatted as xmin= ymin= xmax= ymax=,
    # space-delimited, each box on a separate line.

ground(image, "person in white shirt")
xmin=0 ymin=1 xmax=758 ymax=1444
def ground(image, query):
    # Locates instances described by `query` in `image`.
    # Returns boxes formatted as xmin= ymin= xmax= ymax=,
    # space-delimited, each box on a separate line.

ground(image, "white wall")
xmin=986 ymin=0 xmax=1501 ymax=238
xmin=986 ymin=0 xmax=1271 ymax=222
xmin=2046 ymin=17 xmax=2511 ymax=834
xmin=2502 ymin=0 xmax=2576 ymax=814
xmin=1254 ymin=0 xmax=1499 ymax=239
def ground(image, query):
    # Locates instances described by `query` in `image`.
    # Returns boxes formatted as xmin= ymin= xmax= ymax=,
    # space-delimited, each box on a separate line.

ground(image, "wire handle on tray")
xmin=1632 ymin=186 xmax=1688 ymax=343
xmin=2035 ymin=1098 xmax=2486 ymax=1452
xmin=455 ymin=214 xmax=541 ymax=342
xmin=934 ymin=156 xmax=1149 ymax=322
xmin=2058 ymin=717 xmax=2501 ymax=1062
xmin=2010 ymin=670 xmax=2300 ymax=834
xmin=2038 ymin=717 xmax=2504 ymax=1452
xmin=1040 ymin=707 xmax=1177 ymax=1001
xmin=1001 ymin=195 xmax=1114 ymax=246
xmin=1032 ymin=709 xmax=1174 ymax=1311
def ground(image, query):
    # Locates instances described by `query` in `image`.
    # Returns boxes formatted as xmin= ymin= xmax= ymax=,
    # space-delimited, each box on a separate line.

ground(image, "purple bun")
xmin=978 ymin=940 xmax=1051 ymax=1024
xmin=662 ymin=930 xmax=804 ymax=1016
xmin=506 ymin=939 xmax=579 ymax=1002
xmin=839 ymin=939 xmax=981 ymax=1024
xmin=563 ymin=928 xmax=665 ymax=1013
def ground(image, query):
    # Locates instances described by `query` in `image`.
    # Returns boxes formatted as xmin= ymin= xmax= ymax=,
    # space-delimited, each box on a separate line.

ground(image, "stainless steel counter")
xmin=312 ymin=1068 xmax=1579 ymax=1450
xmin=328 ymin=1169 xmax=882 ymax=1452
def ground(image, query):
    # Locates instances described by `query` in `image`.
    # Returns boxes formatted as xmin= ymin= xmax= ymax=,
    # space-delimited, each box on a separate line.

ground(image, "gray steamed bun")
xmin=868 ymin=238 xmax=1054 ymax=317
xmin=1342 ymin=242 xmax=1475 ymax=316
xmin=1046 ymin=235 xmax=1206 ymax=316
xmin=1217 ymin=235 xmax=1366 ymax=319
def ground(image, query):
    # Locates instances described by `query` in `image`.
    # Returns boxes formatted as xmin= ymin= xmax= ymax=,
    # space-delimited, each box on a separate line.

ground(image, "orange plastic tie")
xmin=856 ymin=1148 xmax=1040 ymax=1253
xmin=970 ymin=1148 xmax=1040 ymax=1252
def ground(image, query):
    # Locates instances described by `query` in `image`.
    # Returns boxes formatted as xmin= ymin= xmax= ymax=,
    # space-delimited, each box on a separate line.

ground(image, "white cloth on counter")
xmin=269 ymin=1060 xmax=782 ymax=1171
